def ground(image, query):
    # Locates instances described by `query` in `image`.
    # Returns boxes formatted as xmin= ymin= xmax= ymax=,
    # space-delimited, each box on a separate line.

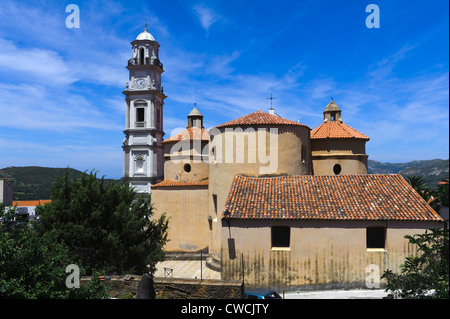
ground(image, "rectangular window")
xmin=212 ymin=194 xmax=218 ymax=215
xmin=271 ymin=226 xmax=290 ymax=248
xmin=301 ymin=145 xmax=307 ymax=162
xmin=136 ymin=108 xmax=145 ymax=122
xmin=366 ymin=227 xmax=386 ymax=249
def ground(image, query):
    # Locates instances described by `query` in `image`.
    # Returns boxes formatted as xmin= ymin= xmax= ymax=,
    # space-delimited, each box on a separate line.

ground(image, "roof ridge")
xmin=151 ymin=179 xmax=209 ymax=188
xmin=216 ymin=110 xmax=310 ymax=128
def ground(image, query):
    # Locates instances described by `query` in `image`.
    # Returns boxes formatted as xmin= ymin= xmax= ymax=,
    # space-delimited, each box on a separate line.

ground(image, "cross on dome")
xmin=136 ymin=22 xmax=155 ymax=41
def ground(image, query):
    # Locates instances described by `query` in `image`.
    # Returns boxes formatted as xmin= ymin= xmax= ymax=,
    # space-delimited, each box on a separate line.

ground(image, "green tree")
xmin=0 ymin=203 xmax=109 ymax=299
xmin=406 ymin=175 xmax=441 ymax=213
xmin=406 ymin=175 xmax=429 ymax=192
xmin=436 ymin=182 xmax=449 ymax=208
xmin=382 ymin=228 xmax=449 ymax=299
xmin=37 ymin=170 xmax=169 ymax=275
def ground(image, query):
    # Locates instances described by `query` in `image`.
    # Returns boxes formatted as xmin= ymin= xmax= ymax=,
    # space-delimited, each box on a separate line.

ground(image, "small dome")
xmin=188 ymin=106 xmax=203 ymax=117
xmin=136 ymin=26 xmax=155 ymax=41
xmin=324 ymin=100 xmax=341 ymax=113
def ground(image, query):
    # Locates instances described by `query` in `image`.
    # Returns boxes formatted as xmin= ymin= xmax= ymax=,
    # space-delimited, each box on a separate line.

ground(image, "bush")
xmin=382 ymin=228 xmax=449 ymax=299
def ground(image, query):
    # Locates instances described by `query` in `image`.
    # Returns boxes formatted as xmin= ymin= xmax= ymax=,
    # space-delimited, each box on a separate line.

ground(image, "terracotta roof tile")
xmin=311 ymin=121 xmax=369 ymax=140
xmin=223 ymin=174 xmax=442 ymax=221
xmin=13 ymin=200 xmax=52 ymax=207
xmin=162 ymin=127 xmax=209 ymax=143
xmin=151 ymin=179 xmax=208 ymax=188
xmin=216 ymin=110 xmax=310 ymax=129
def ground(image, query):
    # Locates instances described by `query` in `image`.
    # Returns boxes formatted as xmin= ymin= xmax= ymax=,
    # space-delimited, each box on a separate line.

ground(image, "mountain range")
xmin=1 ymin=159 xmax=448 ymax=200
xmin=367 ymin=159 xmax=449 ymax=187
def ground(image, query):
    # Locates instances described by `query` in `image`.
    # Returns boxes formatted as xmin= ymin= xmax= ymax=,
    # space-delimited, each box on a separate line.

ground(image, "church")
xmin=122 ymin=27 xmax=443 ymax=289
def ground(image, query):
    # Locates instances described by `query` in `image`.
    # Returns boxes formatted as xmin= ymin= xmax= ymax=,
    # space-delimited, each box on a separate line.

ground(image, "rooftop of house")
xmin=12 ymin=199 xmax=52 ymax=207
xmin=223 ymin=174 xmax=441 ymax=221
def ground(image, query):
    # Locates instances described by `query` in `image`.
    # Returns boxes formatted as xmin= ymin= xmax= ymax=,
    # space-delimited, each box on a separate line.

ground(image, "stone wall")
xmin=81 ymin=275 xmax=243 ymax=299
xmin=154 ymin=277 xmax=243 ymax=299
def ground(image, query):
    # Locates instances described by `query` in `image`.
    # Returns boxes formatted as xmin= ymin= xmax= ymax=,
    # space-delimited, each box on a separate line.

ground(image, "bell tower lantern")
xmin=311 ymin=99 xmax=370 ymax=176
xmin=323 ymin=98 xmax=342 ymax=122
xmin=122 ymin=24 xmax=166 ymax=194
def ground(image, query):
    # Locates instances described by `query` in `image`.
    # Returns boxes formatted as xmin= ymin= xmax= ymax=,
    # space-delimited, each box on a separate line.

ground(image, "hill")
xmin=368 ymin=159 xmax=449 ymax=188
xmin=1 ymin=160 xmax=448 ymax=200
xmin=0 ymin=166 xmax=118 ymax=201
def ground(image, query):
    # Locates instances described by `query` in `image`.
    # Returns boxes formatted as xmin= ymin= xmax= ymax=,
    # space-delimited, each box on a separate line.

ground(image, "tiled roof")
xmin=311 ymin=121 xmax=369 ymax=140
xmin=162 ymin=127 xmax=210 ymax=143
xmin=13 ymin=199 xmax=52 ymax=207
xmin=223 ymin=174 xmax=442 ymax=221
xmin=216 ymin=110 xmax=310 ymax=129
xmin=151 ymin=179 xmax=209 ymax=188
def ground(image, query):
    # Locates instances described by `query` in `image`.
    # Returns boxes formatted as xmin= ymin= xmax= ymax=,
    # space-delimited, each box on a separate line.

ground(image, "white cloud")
xmin=0 ymin=38 xmax=74 ymax=85
xmin=0 ymin=83 xmax=122 ymax=132
xmin=193 ymin=4 xmax=221 ymax=32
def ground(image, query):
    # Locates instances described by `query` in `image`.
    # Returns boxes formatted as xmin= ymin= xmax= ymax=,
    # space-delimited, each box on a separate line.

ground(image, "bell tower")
xmin=310 ymin=99 xmax=370 ymax=176
xmin=122 ymin=24 xmax=165 ymax=194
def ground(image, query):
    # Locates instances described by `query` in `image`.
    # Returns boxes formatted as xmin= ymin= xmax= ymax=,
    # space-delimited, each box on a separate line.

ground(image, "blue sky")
xmin=0 ymin=0 xmax=448 ymax=179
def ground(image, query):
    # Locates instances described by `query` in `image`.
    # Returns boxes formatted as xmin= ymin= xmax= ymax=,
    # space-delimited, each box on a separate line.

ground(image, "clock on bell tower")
xmin=122 ymin=24 xmax=165 ymax=194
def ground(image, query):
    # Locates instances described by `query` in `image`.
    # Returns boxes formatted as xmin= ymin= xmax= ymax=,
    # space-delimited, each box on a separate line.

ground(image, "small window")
xmin=156 ymin=108 xmax=161 ymax=124
xmin=272 ymin=226 xmax=290 ymax=248
xmin=183 ymin=163 xmax=191 ymax=173
xmin=136 ymin=108 xmax=145 ymax=122
xmin=301 ymin=145 xmax=307 ymax=162
xmin=333 ymin=164 xmax=341 ymax=175
xmin=331 ymin=114 xmax=336 ymax=121
xmin=212 ymin=194 xmax=218 ymax=215
xmin=139 ymin=47 xmax=145 ymax=65
xmin=367 ymin=227 xmax=386 ymax=249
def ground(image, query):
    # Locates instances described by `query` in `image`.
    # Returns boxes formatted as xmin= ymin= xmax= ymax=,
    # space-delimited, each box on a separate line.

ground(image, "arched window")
xmin=134 ymin=101 xmax=147 ymax=127
xmin=139 ymin=47 xmax=145 ymax=65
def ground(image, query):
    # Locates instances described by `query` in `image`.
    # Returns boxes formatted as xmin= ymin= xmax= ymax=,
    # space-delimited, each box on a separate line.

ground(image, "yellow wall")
xmin=220 ymin=219 xmax=442 ymax=289
xmin=152 ymin=186 xmax=210 ymax=252
xmin=208 ymin=125 xmax=311 ymax=261
xmin=311 ymin=139 xmax=368 ymax=175
xmin=163 ymin=140 xmax=209 ymax=182
xmin=312 ymin=155 xmax=368 ymax=175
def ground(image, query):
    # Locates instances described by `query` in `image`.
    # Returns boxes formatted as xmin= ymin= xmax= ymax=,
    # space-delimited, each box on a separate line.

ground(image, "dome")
xmin=136 ymin=26 xmax=155 ymax=41
xmin=324 ymin=100 xmax=341 ymax=113
xmin=188 ymin=106 xmax=203 ymax=117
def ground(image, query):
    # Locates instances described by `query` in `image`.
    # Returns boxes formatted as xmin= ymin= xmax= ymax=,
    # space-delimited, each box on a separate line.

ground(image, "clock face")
xmin=136 ymin=78 xmax=145 ymax=89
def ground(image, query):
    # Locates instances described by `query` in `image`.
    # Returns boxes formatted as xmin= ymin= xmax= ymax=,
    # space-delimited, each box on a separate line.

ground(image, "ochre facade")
xmin=208 ymin=124 xmax=311 ymax=261
xmin=152 ymin=185 xmax=209 ymax=252
xmin=220 ymin=220 xmax=441 ymax=289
